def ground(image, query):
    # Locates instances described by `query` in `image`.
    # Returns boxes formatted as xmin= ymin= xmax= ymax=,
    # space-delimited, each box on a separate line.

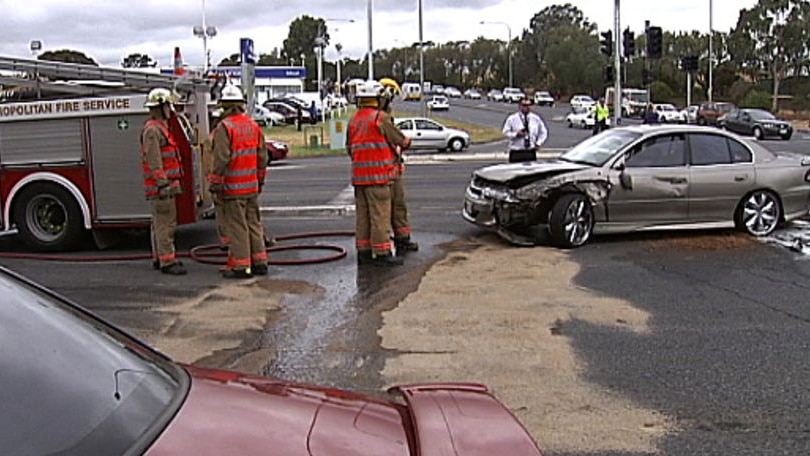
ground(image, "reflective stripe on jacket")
xmin=141 ymin=119 xmax=182 ymax=198
xmin=349 ymin=108 xmax=397 ymax=186
xmin=214 ymin=114 xmax=263 ymax=197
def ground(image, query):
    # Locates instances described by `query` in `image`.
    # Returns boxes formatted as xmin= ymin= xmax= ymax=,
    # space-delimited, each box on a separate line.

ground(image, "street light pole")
xmin=708 ymin=0 xmax=713 ymax=102
xmin=418 ymin=0 xmax=425 ymax=116
xmin=367 ymin=0 xmax=374 ymax=80
xmin=192 ymin=0 xmax=217 ymax=73
xmin=480 ymin=21 xmax=512 ymax=88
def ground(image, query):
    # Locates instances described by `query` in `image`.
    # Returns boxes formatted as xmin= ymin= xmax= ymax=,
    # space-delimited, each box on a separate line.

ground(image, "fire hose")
xmin=0 ymin=230 xmax=355 ymax=266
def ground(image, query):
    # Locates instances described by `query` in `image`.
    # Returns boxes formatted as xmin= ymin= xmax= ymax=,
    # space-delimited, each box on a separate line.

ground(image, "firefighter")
xmin=209 ymin=85 xmax=269 ymax=279
xmin=347 ymin=80 xmax=412 ymax=266
xmin=141 ymin=88 xmax=186 ymax=275
xmin=379 ymin=77 xmax=418 ymax=253
xmin=202 ymin=108 xmax=229 ymax=248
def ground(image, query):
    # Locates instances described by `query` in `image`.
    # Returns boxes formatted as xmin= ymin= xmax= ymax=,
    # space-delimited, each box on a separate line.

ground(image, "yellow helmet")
xmin=379 ymin=77 xmax=401 ymax=96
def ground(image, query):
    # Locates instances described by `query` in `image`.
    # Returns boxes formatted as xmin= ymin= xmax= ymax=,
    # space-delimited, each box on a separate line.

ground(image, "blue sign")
xmin=240 ymin=38 xmax=256 ymax=65
xmin=160 ymin=66 xmax=307 ymax=79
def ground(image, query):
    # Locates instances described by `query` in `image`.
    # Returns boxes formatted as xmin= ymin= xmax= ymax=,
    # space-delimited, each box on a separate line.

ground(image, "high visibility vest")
xmin=349 ymin=108 xmax=397 ymax=186
xmin=595 ymin=104 xmax=610 ymax=121
xmin=213 ymin=114 xmax=264 ymax=197
xmin=141 ymin=119 xmax=182 ymax=198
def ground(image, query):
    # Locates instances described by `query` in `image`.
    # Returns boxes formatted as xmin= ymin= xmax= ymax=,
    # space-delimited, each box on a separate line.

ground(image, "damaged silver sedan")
xmin=463 ymin=125 xmax=810 ymax=248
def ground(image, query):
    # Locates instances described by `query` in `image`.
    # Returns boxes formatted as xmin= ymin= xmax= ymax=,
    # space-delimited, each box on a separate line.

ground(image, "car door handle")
xmin=654 ymin=176 xmax=687 ymax=184
xmin=734 ymin=175 xmax=748 ymax=182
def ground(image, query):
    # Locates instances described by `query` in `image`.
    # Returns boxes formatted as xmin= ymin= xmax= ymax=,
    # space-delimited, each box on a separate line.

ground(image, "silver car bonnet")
xmin=474 ymin=160 xmax=589 ymax=184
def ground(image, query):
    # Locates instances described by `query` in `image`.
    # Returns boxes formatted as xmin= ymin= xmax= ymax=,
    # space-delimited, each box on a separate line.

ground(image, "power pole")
xmin=613 ymin=0 xmax=621 ymax=126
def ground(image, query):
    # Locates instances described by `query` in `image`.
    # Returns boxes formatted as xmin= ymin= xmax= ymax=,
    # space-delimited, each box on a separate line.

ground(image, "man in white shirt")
xmin=502 ymin=97 xmax=549 ymax=163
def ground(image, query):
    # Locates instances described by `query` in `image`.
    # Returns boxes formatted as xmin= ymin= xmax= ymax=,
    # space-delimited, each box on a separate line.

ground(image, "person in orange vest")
xmin=379 ymin=77 xmax=418 ymax=253
xmin=209 ymin=85 xmax=269 ymax=278
xmin=347 ymin=80 xmax=412 ymax=266
xmin=140 ymin=88 xmax=186 ymax=275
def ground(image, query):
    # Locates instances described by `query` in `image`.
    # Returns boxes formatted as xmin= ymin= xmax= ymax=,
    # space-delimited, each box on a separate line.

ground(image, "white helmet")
xmin=355 ymin=80 xmax=384 ymax=98
xmin=219 ymin=84 xmax=245 ymax=103
xmin=144 ymin=88 xmax=175 ymax=107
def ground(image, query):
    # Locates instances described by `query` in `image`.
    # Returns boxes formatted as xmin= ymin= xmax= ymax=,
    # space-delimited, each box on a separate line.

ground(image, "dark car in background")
xmin=0 ymin=267 xmax=544 ymax=455
xmin=262 ymin=100 xmax=312 ymax=126
xmin=719 ymin=108 xmax=793 ymax=140
xmin=697 ymin=101 xmax=736 ymax=126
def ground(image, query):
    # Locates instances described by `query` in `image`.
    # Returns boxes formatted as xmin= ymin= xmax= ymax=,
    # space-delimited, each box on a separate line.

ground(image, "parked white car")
xmin=569 ymin=95 xmax=596 ymax=110
xmin=564 ymin=107 xmax=611 ymax=129
xmin=533 ymin=91 xmax=555 ymax=106
xmin=487 ymin=89 xmax=504 ymax=102
xmin=426 ymin=95 xmax=450 ymax=111
xmin=463 ymin=88 xmax=482 ymax=99
xmin=444 ymin=86 xmax=462 ymax=98
xmin=502 ymin=87 xmax=525 ymax=103
xmin=394 ymin=117 xmax=471 ymax=152
xmin=252 ymin=106 xmax=285 ymax=126
xmin=654 ymin=103 xmax=687 ymax=123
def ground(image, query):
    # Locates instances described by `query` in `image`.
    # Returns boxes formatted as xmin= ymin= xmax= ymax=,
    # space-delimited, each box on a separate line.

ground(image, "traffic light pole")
xmin=613 ymin=0 xmax=621 ymax=126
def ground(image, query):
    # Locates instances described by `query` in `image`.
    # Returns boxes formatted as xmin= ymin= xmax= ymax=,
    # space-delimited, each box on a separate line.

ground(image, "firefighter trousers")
xmin=221 ymin=196 xmax=267 ymax=271
xmin=149 ymin=196 xmax=178 ymax=267
xmin=390 ymin=176 xmax=412 ymax=242
xmin=355 ymin=184 xmax=394 ymax=256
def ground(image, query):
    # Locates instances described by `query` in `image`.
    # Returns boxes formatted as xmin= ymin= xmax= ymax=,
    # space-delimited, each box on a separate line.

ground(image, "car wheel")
xmin=548 ymin=193 xmax=594 ymax=248
xmin=735 ymin=190 xmax=781 ymax=237
xmin=697 ymin=117 xmax=706 ymax=126
xmin=448 ymin=138 xmax=464 ymax=152
xmin=753 ymin=127 xmax=764 ymax=140
xmin=567 ymin=120 xmax=573 ymax=128
xmin=580 ymin=121 xmax=586 ymax=129
xmin=14 ymin=182 xmax=86 ymax=251
xmin=781 ymin=132 xmax=792 ymax=140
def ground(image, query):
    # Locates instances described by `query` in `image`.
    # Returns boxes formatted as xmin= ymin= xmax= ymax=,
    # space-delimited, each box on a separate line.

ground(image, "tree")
xmin=283 ymin=15 xmax=329 ymax=90
xmin=121 ymin=53 xmax=157 ymax=68
xmin=38 ymin=49 xmax=97 ymax=66
xmin=729 ymin=0 xmax=810 ymax=111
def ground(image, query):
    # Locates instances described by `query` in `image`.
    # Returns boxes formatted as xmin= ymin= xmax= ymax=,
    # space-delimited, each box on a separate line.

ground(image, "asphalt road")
xmin=4 ymin=99 xmax=810 ymax=455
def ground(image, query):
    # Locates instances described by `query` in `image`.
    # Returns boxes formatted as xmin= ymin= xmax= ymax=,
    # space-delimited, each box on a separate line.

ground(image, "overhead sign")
xmin=240 ymin=38 xmax=256 ymax=65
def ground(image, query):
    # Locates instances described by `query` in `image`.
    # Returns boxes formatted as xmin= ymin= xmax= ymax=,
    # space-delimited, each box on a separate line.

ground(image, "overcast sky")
xmin=0 ymin=0 xmax=756 ymax=69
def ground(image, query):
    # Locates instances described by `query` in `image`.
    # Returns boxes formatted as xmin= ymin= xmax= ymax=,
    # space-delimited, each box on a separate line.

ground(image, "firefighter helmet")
xmin=144 ymin=88 xmax=175 ymax=107
xmin=219 ymin=84 xmax=245 ymax=103
xmin=355 ymin=80 xmax=384 ymax=98
xmin=379 ymin=77 xmax=401 ymax=97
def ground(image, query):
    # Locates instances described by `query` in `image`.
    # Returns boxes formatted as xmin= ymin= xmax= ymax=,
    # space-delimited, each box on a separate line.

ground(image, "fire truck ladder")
xmin=0 ymin=55 xmax=208 ymax=97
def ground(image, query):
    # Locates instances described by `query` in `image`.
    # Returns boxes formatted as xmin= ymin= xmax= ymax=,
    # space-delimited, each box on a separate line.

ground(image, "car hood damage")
xmin=146 ymin=366 xmax=543 ymax=455
xmin=474 ymin=160 xmax=589 ymax=186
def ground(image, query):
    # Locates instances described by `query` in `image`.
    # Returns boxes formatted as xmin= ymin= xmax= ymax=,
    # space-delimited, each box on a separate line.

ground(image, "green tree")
xmin=283 ymin=15 xmax=329 ymax=90
xmin=38 ymin=49 xmax=97 ymax=66
xmin=120 ymin=53 xmax=157 ymax=68
xmin=729 ymin=0 xmax=810 ymax=111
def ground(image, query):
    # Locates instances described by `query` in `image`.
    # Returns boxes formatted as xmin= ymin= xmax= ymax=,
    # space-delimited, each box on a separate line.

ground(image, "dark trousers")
xmin=508 ymin=148 xmax=537 ymax=163
xmin=593 ymin=119 xmax=607 ymax=135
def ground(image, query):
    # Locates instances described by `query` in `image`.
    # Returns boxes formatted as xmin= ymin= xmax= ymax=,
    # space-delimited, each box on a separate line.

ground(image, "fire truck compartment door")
xmin=0 ymin=118 xmax=84 ymax=165
xmin=89 ymin=114 xmax=151 ymax=222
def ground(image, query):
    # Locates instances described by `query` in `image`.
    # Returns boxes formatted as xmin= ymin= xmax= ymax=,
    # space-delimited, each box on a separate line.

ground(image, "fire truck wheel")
xmin=14 ymin=183 xmax=86 ymax=252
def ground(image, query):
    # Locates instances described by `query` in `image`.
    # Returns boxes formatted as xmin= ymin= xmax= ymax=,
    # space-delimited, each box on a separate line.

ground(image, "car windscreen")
xmin=0 ymin=271 xmax=187 ymax=455
xmin=559 ymin=130 xmax=642 ymax=166
xmin=749 ymin=110 xmax=776 ymax=121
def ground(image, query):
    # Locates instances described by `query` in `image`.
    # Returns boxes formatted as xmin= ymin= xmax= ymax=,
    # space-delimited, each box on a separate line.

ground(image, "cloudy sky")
xmin=1 ymin=0 xmax=756 ymax=69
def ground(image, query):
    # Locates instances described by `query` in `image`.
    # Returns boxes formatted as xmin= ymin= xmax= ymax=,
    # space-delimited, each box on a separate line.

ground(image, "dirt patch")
xmin=146 ymin=278 xmax=322 ymax=373
xmin=378 ymin=234 xmax=673 ymax=454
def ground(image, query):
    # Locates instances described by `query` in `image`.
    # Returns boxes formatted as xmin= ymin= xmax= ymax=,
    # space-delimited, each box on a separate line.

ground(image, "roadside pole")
xmin=613 ymin=0 xmax=621 ymax=126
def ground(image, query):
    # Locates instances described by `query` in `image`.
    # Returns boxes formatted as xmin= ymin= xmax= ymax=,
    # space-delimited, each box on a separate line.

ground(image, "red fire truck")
xmin=0 ymin=55 xmax=213 ymax=251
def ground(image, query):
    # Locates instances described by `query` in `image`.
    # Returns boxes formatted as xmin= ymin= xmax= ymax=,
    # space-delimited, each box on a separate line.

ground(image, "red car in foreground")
xmin=0 ymin=267 xmax=544 ymax=455
xmin=266 ymin=139 xmax=289 ymax=165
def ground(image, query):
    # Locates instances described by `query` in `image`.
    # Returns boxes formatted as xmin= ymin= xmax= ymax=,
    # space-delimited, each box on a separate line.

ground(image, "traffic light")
xmin=623 ymin=29 xmax=635 ymax=58
xmin=600 ymin=31 xmax=613 ymax=57
xmin=604 ymin=65 xmax=615 ymax=84
xmin=647 ymin=26 xmax=663 ymax=59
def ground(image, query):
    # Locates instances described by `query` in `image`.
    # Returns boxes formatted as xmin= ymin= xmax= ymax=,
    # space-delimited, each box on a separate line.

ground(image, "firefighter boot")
xmin=370 ymin=253 xmax=404 ymax=267
xmin=222 ymin=268 xmax=253 ymax=279
xmin=160 ymin=262 xmax=187 ymax=276
xmin=395 ymin=238 xmax=419 ymax=253
xmin=252 ymin=264 xmax=269 ymax=276
xmin=357 ymin=250 xmax=373 ymax=265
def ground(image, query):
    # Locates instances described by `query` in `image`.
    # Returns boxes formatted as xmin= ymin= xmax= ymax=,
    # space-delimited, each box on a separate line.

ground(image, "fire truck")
xmin=0 ymin=55 xmax=213 ymax=251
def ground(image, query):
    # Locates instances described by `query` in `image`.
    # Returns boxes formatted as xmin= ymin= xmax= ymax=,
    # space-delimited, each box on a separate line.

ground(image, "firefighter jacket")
xmin=209 ymin=113 xmax=267 ymax=198
xmin=348 ymin=108 xmax=399 ymax=186
xmin=140 ymin=119 xmax=183 ymax=198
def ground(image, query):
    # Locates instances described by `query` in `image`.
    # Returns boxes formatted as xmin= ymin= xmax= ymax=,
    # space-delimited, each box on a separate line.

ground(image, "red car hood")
xmin=146 ymin=366 xmax=543 ymax=455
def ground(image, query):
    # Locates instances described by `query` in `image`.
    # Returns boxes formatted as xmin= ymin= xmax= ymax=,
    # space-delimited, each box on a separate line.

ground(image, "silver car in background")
xmin=395 ymin=117 xmax=471 ymax=152
xmin=463 ymin=125 xmax=810 ymax=248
